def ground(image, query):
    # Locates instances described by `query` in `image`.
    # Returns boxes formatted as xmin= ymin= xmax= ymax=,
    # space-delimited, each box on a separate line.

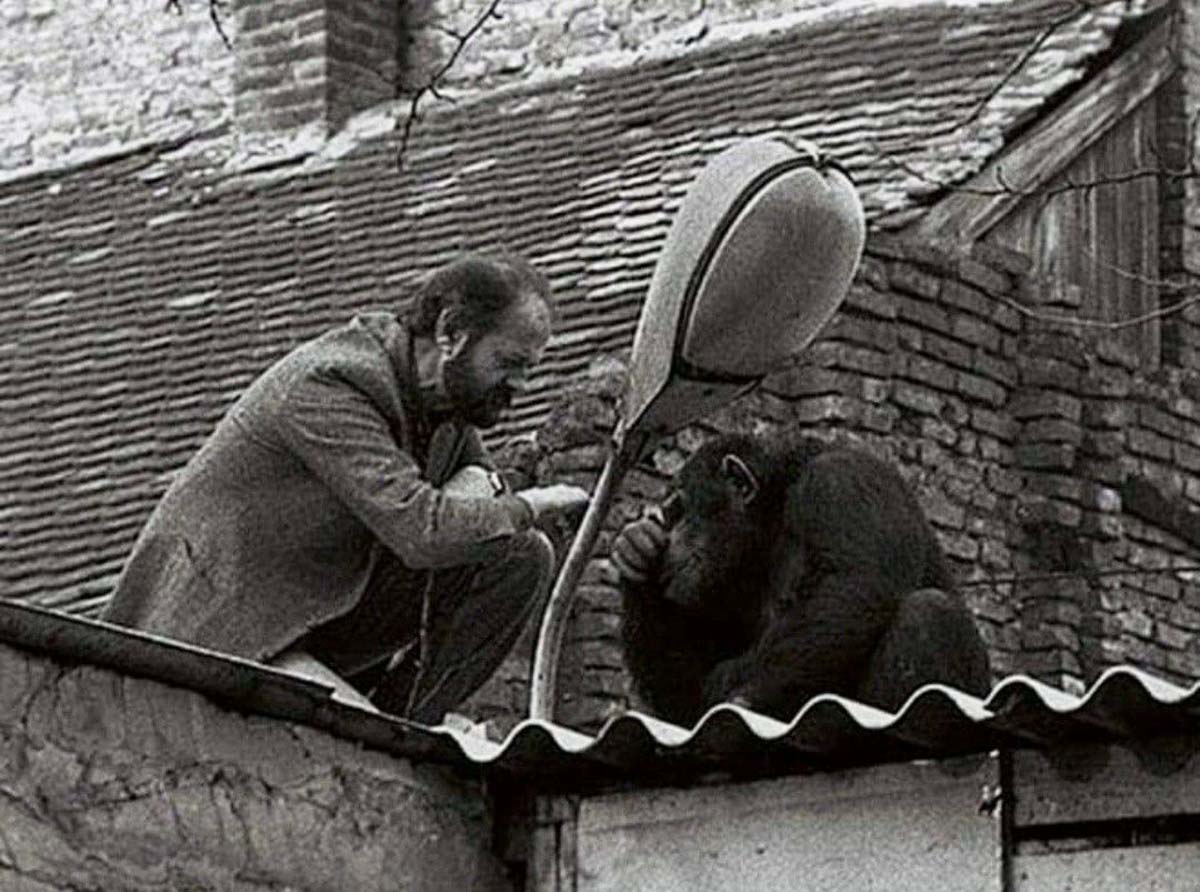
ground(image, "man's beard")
xmin=443 ymin=354 xmax=514 ymax=428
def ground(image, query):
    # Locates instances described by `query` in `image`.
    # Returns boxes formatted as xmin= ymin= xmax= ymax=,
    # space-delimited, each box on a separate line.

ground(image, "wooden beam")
xmin=916 ymin=17 xmax=1176 ymax=243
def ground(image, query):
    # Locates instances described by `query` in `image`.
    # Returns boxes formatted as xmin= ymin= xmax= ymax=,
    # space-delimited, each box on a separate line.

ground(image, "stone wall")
xmin=465 ymin=238 xmax=1200 ymax=732
xmin=0 ymin=0 xmax=234 ymax=171
xmin=405 ymin=0 xmax=847 ymax=89
xmin=0 ymin=0 xmax=851 ymax=172
xmin=0 ymin=641 xmax=512 ymax=891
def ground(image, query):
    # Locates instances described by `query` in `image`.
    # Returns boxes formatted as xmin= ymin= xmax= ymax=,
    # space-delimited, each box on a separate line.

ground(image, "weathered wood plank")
xmin=1013 ymin=736 xmax=1200 ymax=828
xmin=1013 ymin=844 xmax=1200 ymax=891
xmin=918 ymin=17 xmax=1174 ymax=243
xmin=571 ymin=756 xmax=1000 ymax=892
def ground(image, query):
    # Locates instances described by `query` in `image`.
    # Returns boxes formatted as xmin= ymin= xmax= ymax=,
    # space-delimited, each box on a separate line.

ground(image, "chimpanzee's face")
xmin=659 ymin=438 xmax=768 ymax=613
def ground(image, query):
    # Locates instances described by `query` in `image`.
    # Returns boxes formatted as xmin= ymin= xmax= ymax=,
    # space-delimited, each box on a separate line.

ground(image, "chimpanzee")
xmin=613 ymin=432 xmax=992 ymax=725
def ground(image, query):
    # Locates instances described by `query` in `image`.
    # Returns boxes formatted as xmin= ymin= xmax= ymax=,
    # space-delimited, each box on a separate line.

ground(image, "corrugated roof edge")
xmin=1 ymin=600 xmax=1196 ymax=784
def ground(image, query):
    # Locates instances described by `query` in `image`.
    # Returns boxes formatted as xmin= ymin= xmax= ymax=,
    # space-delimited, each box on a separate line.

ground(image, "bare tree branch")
xmin=959 ymin=0 xmax=1121 ymax=130
xmin=397 ymin=0 xmax=504 ymax=171
xmin=165 ymin=0 xmax=232 ymax=50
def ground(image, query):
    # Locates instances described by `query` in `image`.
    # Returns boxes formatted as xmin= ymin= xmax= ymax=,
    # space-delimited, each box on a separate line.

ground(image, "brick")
xmin=793 ymin=395 xmax=862 ymax=424
xmin=895 ymin=293 xmax=949 ymax=331
xmin=972 ymin=408 xmax=1017 ymax=441
xmin=1174 ymin=441 xmax=1200 ymax=472
xmin=940 ymin=532 xmax=980 ymax=561
xmin=901 ymin=355 xmax=951 ymax=388
xmin=762 ymin=366 xmax=854 ymax=399
xmin=840 ymin=282 xmax=897 ymax=321
xmin=940 ymin=279 xmax=993 ymax=319
xmin=922 ymin=331 xmax=974 ymax=369
xmin=987 ymin=466 xmax=1023 ymax=496
xmin=1128 ymin=428 xmax=1173 ymax=461
xmin=1010 ymin=391 xmax=1083 ymax=422
xmin=1015 ymin=494 xmax=1082 ymax=526
xmin=1082 ymin=400 xmax=1129 ymax=429
xmin=1139 ymin=405 xmax=1186 ymax=439
xmin=893 ymin=382 xmax=943 ymax=416
xmin=921 ymin=417 xmax=958 ymax=446
xmin=833 ymin=344 xmax=898 ymax=377
xmin=1166 ymin=650 xmax=1200 ymax=678
xmin=1083 ymin=430 xmax=1125 ymax=459
xmin=1025 ymin=473 xmax=1084 ymax=502
xmin=1080 ymin=367 xmax=1132 ymax=398
xmin=951 ymin=314 xmax=1001 ymax=351
xmin=955 ymin=371 xmax=1006 ymax=407
xmin=889 ymin=262 xmax=943 ymax=300
xmin=1021 ymin=418 xmax=1083 ymax=445
xmin=1019 ymin=356 xmax=1081 ymax=390
xmin=825 ymin=315 xmax=899 ymax=352
xmin=1015 ymin=443 xmax=1077 ymax=471
xmin=969 ymin=241 xmax=1033 ymax=276
xmin=957 ymin=256 xmax=1013 ymax=296
xmin=1120 ymin=610 xmax=1155 ymax=639
xmin=970 ymin=349 xmax=1018 ymax=387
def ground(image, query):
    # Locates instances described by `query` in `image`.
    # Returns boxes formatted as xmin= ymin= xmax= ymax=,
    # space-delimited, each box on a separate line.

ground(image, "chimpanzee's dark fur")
xmin=619 ymin=432 xmax=992 ymax=725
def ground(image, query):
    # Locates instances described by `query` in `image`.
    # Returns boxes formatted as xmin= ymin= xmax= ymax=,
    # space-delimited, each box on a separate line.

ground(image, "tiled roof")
xmin=1 ymin=599 xmax=1197 ymax=781
xmin=1 ymin=0 xmax=1141 ymax=612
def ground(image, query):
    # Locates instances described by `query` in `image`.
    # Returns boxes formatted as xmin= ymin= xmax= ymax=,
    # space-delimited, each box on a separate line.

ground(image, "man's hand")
xmin=516 ymin=484 xmax=590 ymax=522
xmin=611 ymin=515 xmax=669 ymax=585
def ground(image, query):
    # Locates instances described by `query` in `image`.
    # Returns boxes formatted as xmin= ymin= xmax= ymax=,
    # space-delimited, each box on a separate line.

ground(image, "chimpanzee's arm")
xmin=621 ymin=579 xmax=727 ymax=726
xmin=702 ymin=572 xmax=899 ymax=718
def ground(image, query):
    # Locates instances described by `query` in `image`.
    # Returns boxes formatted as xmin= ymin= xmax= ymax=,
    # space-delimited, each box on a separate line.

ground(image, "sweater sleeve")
xmin=274 ymin=366 xmax=532 ymax=569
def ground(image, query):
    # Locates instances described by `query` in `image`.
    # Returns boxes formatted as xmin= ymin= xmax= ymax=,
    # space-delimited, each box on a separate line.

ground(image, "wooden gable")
xmin=917 ymin=16 xmax=1176 ymax=363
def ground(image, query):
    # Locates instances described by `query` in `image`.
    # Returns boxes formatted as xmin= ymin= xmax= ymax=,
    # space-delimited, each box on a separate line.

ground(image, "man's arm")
xmin=276 ymin=369 xmax=536 ymax=569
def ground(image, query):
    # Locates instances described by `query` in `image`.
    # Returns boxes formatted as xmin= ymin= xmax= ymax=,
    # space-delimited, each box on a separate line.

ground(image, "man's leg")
xmin=371 ymin=529 xmax=555 ymax=724
xmin=268 ymin=649 xmax=380 ymax=712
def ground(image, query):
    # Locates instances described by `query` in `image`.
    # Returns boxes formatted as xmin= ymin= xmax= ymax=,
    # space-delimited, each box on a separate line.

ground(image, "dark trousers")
xmin=297 ymin=530 xmax=555 ymax=724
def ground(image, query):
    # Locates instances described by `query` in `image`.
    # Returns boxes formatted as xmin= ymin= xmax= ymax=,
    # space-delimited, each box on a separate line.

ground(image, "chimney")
xmin=233 ymin=0 xmax=402 ymax=137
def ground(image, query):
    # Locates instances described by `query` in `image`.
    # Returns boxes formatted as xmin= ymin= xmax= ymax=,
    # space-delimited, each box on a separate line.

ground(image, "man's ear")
xmin=721 ymin=454 xmax=760 ymax=505
xmin=435 ymin=308 xmax=470 ymax=359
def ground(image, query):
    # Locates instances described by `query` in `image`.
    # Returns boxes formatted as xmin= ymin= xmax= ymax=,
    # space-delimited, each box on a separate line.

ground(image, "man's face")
xmin=443 ymin=293 xmax=551 ymax=427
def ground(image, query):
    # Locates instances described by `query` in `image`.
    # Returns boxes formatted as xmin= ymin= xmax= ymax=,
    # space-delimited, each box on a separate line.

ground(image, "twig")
xmin=164 ymin=0 xmax=232 ymax=50
xmin=958 ymin=0 xmax=1119 ymax=130
xmin=397 ymin=0 xmax=504 ymax=171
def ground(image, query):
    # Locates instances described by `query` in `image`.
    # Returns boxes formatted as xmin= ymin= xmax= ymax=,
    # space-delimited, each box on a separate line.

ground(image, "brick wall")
xmin=465 ymin=237 xmax=1200 ymax=732
xmin=0 ymin=0 xmax=233 ymax=171
xmin=0 ymin=640 xmax=512 ymax=891
xmin=234 ymin=0 xmax=402 ymax=137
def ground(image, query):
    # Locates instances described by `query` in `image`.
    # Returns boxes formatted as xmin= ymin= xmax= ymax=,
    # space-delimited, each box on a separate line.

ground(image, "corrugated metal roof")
xmin=0 ymin=0 xmax=1145 ymax=616
xmin=1 ymin=599 xmax=1195 ymax=785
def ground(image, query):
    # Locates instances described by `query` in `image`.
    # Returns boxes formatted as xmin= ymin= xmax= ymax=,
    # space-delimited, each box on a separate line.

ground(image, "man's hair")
xmin=404 ymin=252 xmax=553 ymax=338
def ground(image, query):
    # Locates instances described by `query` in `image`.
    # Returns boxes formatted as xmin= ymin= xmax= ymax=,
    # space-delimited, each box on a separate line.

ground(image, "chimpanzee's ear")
xmin=721 ymin=453 xmax=760 ymax=505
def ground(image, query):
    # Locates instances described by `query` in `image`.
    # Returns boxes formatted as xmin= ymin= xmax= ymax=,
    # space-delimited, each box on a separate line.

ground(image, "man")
xmin=103 ymin=253 xmax=588 ymax=723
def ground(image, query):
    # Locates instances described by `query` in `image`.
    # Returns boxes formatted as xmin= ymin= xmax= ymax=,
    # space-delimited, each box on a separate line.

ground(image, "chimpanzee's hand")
xmin=611 ymin=515 xmax=668 ymax=585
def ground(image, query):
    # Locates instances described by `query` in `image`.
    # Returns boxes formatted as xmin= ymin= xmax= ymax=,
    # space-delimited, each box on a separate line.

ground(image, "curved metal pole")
xmin=528 ymin=448 xmax=631 ymax=721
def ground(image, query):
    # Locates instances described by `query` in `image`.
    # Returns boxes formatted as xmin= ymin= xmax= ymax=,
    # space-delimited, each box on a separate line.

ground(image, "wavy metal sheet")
xmin=1 ymin=600 xmax=1197 ymax=782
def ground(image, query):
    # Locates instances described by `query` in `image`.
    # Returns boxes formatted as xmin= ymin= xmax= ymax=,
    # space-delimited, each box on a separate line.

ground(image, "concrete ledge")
xmin=0 ymin=642 xmax=512 ymax=891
